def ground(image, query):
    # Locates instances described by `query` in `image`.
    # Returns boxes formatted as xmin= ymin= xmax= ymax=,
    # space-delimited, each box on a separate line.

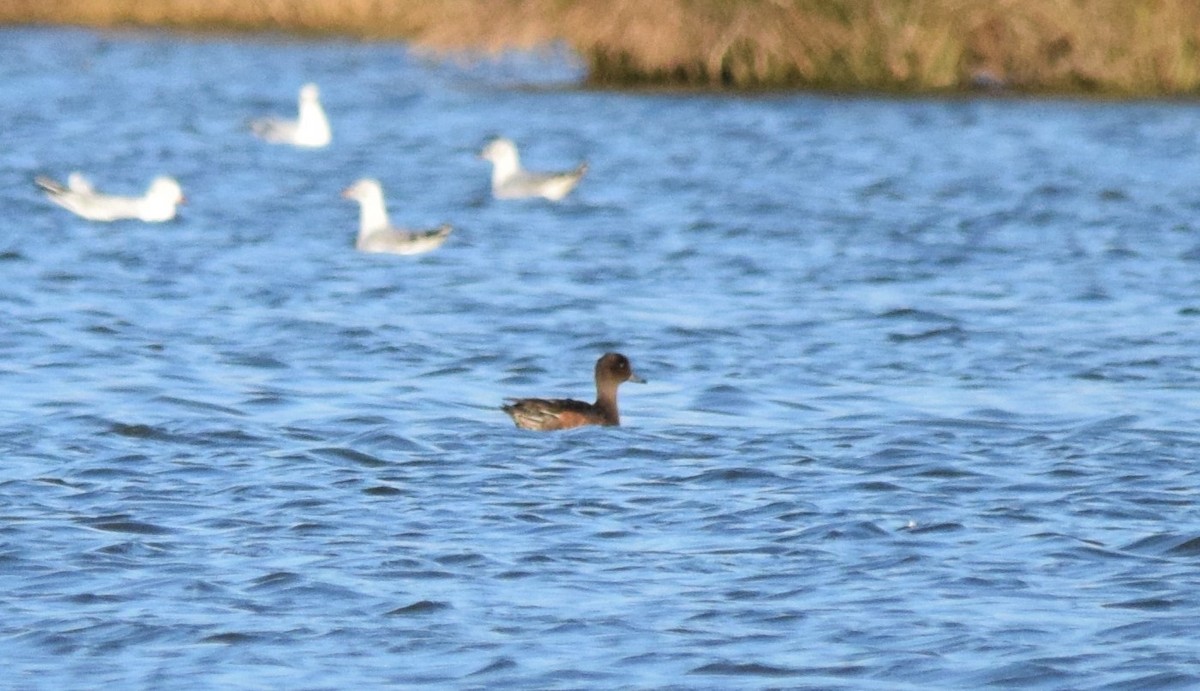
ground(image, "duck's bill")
xmin=629 ymin=373 xmax=647 ymax=384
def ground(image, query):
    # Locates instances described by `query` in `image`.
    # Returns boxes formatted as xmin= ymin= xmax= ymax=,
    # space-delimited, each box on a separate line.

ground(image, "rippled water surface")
xmin=3 ymin=27 xmax=1200 ymax=689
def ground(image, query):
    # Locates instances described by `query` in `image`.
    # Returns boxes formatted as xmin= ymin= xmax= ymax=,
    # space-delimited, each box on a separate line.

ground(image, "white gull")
xmin=341 ymin=178 xmax=452 ymax=256
xmin=250 ymin=83 xmax=331 ymax=148
xmin=479 ymin=137 xmax=587 ymax=201
xmin=35 ymin=173 xmax=185 ymax=222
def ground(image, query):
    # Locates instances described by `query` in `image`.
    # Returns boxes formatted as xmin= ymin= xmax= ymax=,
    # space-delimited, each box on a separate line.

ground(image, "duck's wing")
xmin=501 ymin=397 xmax=597 ymax=430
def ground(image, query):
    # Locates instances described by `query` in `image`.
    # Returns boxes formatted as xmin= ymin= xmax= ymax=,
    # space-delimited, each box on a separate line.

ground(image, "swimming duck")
xmin=35 ymin=172 xmax=185 ymax=222
xmin=341 ymin=178 xmax=451 ymax=255
xmin=251 ymin=83 xmax=331 ymax=148
xmin=502 ymin=352 xmax=645 ymax=431
xmin=479 ymin=137 xmax=587 ymax=201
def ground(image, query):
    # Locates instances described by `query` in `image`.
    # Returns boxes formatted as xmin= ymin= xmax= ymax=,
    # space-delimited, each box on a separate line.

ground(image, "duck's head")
xmin=596 ymin=352 xmax=645 ymax=387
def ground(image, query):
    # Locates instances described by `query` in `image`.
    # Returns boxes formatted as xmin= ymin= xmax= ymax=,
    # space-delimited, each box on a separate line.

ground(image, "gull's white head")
xmin=147 ymin=176 xmax=185 ymax=205
xmin=342 ymin=178 xmax=390 ymax=235
xmin=135 ymin=176 xmax=185 ymax=221
xmin=300 ymin=83 xmax=321 ymax=103
xmin=479 ymin=137 xmax=519 ymax=165
xmin=341 ymin=178 xmax=383 ymax=203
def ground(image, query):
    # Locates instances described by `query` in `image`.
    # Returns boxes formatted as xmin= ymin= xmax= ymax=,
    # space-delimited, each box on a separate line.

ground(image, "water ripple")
xmin=1 ymin=26 xmax=1199 ymax=690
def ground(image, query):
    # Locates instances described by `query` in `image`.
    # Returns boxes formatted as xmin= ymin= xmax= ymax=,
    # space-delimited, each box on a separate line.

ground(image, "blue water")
xmin=2 ymin=26 xmax=1200 ymax=689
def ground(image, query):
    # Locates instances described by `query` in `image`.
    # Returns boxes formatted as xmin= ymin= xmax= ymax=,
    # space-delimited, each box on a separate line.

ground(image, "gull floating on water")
xmin=479 ymin=137 xmax=587 ymax=201
xmin=341 ymin=178 xmax=452 ymax=256
xmin=35 ymin=172 xmax=185 ymax=222
xmin=250 ymin=83 xmax=331 ymax=148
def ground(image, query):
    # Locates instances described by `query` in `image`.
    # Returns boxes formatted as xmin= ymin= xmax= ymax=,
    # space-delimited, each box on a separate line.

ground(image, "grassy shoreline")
xmin=4 ymin=0 xmax=1200 ymax=95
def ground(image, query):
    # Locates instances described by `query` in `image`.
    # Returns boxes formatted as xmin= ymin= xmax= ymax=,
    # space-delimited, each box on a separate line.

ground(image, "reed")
xmin=4 ymin=0 xmax=1200 ymax=94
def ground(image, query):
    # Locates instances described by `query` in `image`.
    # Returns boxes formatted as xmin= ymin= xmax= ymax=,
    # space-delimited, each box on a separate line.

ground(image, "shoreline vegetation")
xmin=4 ymin=0 xmax=1200 ymax=95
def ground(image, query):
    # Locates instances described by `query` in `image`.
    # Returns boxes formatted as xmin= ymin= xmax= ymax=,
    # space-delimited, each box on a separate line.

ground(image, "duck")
xmin=35 ymin=172 xmax=185 ymax=222
xmin=502 ymin=352 xmax=645 ymax=431
xmin=250 ymin=83 xmax=331 ymax=148
xmin=341 ymin=178 xmax=452 ymax=255
xmin=479 ymin=137 xmax=587 ymax=201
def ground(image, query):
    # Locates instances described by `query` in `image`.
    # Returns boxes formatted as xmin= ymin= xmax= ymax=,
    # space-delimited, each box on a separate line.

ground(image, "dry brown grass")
xmin=4 ymin=0 xmax=1200 ymax=94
